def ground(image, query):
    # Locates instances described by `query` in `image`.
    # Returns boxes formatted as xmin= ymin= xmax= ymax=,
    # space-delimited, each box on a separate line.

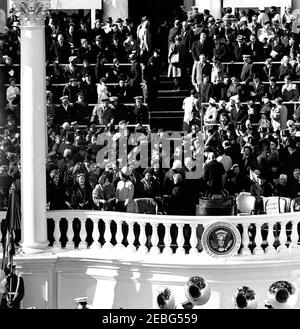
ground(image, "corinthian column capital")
xmin=12 ymin=0 xmax=50 ymax=26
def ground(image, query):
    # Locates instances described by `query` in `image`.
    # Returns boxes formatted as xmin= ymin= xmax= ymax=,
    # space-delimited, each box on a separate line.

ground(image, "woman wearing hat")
xmin=115 ymin=166 xmax=134 ymax=212
xmin=92 ymin=172 xmax=116 ymax=210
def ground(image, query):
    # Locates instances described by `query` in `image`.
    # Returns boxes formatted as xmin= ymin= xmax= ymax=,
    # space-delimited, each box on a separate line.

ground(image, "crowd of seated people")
xmin=0 ymin=6 xmax=300 ymax=217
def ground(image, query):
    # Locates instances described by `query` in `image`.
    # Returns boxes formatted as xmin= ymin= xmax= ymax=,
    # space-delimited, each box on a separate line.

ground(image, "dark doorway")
xmin=128 ymin=0 xmax=184 ymax=31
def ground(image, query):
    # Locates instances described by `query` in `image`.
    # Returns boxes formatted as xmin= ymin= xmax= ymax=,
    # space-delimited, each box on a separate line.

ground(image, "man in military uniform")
xmin=128 ymin=96 xmax=148 ymax=124
xmin=0 ymin=264 xmax=24 ymax=309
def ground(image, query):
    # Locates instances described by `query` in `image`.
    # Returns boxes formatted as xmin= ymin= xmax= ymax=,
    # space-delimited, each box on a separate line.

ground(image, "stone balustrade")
xmin=1 ymin=210 xmax=299 ymax=259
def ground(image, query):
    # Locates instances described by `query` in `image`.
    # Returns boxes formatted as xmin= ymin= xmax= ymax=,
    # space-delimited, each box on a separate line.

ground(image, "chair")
xmin=236 ymin=193 xmax=256 ymax=215
xmin=290 ymin=197 xmax=300 ymax=212
xmin=129 ymin=198 xmax=159 ymax=214
xmin=262 ymin=196 xmax=291 ymax=214
xmin=262 ymin=197 xmax=291 ymax=248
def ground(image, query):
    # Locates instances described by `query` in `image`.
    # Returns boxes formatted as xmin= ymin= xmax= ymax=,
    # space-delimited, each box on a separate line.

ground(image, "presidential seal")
xmin=202 ymin=222 xmax=241 ymax=258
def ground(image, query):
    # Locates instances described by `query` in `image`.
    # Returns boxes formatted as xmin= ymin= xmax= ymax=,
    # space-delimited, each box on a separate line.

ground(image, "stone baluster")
xmin=52 ymin=218 xmax=60 ymax=248
xmin=138 ymin=222 xmax=148 ymax=254
xmin=253 ymin=223 xmax=264 ymax=255
xmin=289 ymin=219 xmax=300 ymax=250
xmin=277 ymin=221 xmax=288 ymax=253
xmin=189 ymin=223 xmax=199 ymax=255
xmin=240 ymin=223 xmax=251 ymax=256
xmin=91 ymin=218 xmax=101 ymax=249
xmin=66 ymin=217 xmax=74 ymax=249
xmin=264 ymin=222 xmax=276 ymax=254
xmin=176 ymin=224 xmax=186 ymax=255
xmin=115 ymin=220 xmax=125 ymax=251
xmin=78 ymin=218 xmax=87 ymax=249
xmin=103 ymin=218 xmax=113 ymax=249
xmin=149 ymin=223 xmax=160 ymax=255
xmin=163 ymin=223 xmax=173 ymax=255
xmin=126 ymin=221 xmax=136 ymax=253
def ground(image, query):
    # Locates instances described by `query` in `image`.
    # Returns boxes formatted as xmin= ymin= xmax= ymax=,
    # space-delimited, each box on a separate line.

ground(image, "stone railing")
xmin=45 ymin=210 xmax=300 ymax=258
xmin=1 ymin=210 xmax=299 ymax=259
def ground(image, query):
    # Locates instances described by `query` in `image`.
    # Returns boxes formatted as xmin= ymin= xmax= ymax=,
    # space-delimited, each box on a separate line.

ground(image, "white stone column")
xmin=102 ymin=0 xmax=128 ymax=21
xmin=13 ymin=0 xmax=50 ymax=252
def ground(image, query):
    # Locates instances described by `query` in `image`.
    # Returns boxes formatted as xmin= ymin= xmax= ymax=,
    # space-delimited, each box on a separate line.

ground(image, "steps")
xmin=148 ymin=76 xmax=190 ymax=131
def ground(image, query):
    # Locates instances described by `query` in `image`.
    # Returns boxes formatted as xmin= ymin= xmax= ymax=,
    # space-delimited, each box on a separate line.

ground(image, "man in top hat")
xmin=90 ymin=97 xmax=115 ymax=126
xmin=0 ymin=264 xmax=24 ymax=309
xmin=128 ymin=96 xmax=148 ymax=124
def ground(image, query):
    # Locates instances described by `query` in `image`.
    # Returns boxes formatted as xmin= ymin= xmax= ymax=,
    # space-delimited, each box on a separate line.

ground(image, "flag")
xmin=1 ymin=184 xmax=21 ymax=273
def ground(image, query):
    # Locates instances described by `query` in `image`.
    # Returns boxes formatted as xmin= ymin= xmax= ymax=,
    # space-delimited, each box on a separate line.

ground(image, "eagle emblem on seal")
xmin=209 ymin=229 xmax=233 ymax=252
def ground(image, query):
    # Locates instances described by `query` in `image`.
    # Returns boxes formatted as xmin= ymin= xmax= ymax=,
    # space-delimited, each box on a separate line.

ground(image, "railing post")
xmin=149 ymin=223 xmax=160 ymax=255
xmin=253 ymin=223 xmax=264 ymax=255
xmin=289 ymin=220 xmax=300 ymax=251
xmin=66 ymin=217 xmax=74 ymax=249
xmin=189 ymin=223 xmax=199 ymax=255
xmin=277 ymin=221 xmax=289 ymax=253
xmin=91 ymin=218 xmax=101 ymax=249
xmin=264 ymin=222 xmax=276 ymax=254
xmin=176 ymin=223 xmax=186 ymax=256
xmin=78 ymin=218 xmax=87 ymax=249
xmin=240 ymin=223 xmax=251 ymax=256
xmin=138 ymin=222 xmax=148 ymax=254
xmin=52 ymin=218 xmax=60 ymax=249
xmin=163 ymin=223 xmax=173 ymax=255
xmin=126 ymin=221 xmax=136 ymax=253
xmin=103 ymin=218 xmax=113 ymax=249
xmin=115 ymin=219 xmax=125 ymax=251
